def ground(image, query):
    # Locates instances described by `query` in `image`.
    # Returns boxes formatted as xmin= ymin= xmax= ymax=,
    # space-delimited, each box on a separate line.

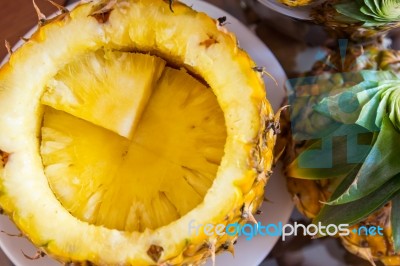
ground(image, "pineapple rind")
xmin=0 ymin=0 xmax=275 ymax=265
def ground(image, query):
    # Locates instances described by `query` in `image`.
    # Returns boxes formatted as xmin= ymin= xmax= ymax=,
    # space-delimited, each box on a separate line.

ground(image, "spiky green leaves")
xmin=335 ymin=0 xmax=400 ymax=26
xmin=314 ymin=172 xmax=400 ymax=226
xmin=287 ymin=71 xmax=400 ymax=250
xmin=331 ymin=117 xmax=400 ymax=204
xmin=306 ymin=70 xmax=400 ymax=250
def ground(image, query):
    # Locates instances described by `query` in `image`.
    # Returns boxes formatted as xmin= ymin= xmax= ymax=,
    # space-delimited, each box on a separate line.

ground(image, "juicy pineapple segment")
xmin=41 ymin=108 xmax=130 ymax=225
xmin=41 ymin=67 xmax=226 ymax=232
xmin=41 ymin=51 xmax=166 ymax=138
xmin=0 ymin=0 xmax=276 ymax=265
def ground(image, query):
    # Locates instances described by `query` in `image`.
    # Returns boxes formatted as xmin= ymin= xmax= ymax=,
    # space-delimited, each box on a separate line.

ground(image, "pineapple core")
xmin=40 ymin=51 xmax=226 ymax=232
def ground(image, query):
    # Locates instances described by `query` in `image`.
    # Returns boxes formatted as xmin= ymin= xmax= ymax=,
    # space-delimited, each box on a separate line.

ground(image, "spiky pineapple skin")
xmin=0 ymin=0 xmax=276 ymax=265
xmin=277 ymin=44 xmax=400 ymax=265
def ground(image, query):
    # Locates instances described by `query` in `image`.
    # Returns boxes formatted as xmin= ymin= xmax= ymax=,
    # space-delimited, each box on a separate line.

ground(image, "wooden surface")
xmin=0 ymin=0 xmax=66 ymax=60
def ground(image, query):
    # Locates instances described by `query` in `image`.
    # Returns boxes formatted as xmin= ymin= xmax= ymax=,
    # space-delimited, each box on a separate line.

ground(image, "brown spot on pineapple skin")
xmin=47 ymin=0 xmax=69 ymax=13
xmin=0 ymin=150 xmax=10 ymax=167
xmin=33 ymin=0 xmax=46 ymax=25
xmin=147 ymin=244 xmax=164 ymax=263
xmin=266 ymin=119 xmax=281 ymax=135
xmin=90 ymin=0 xmax=117 ymax=23
xmin=200 ymin=35 xmax=218 ymax=48
xmin=91 ymin=11 xmax=112 ymax=23
xmin=22 ymin=250 xmax=46 ymax=260
xmin=42 ymin=12 xmax=70 ymax=26
xmin=163 ymin=0 xmax=175 ymax=12
xmin=361 ymin=240 xmax=369 ymax=248
xmin=91 ymin=11 xmax=111 ymax=24
xmin=65 ymin=261 xmax=95 ymax=266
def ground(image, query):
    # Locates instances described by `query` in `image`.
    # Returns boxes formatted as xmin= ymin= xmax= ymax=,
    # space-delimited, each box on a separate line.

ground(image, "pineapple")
xmin=310 ymin=0 xmax=400 ymax=41
xmin=277 ymin=43 xmax=400 ymax=265
xmin=0 ymin=0 xmax=277 ymax=265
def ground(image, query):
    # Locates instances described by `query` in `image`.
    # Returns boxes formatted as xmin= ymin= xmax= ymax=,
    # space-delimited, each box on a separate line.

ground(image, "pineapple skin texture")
xmin=277 ymin=46 xmax=400 ymax=265
xmin=0 ymin=0 xmax=276 ymax=265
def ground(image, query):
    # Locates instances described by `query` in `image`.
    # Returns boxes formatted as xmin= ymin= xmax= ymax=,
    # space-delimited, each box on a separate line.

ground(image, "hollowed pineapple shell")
xmin=0 ymin=0 xmax=276 ymax=265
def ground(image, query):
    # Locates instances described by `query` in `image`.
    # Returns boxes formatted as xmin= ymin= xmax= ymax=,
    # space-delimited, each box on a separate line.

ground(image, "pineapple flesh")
xmin=41 ymin=51 xmax=166 ymax=139
xmin=41 ymin=63 xmax=226 ymax=232
xmin=0 ymin=0 xmax=277 ymax=265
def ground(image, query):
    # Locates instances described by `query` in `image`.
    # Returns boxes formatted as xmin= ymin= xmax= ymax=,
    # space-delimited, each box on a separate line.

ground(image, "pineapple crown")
xmin=334 ymin=0 xmax=400 ymax=26
xmin=286 ymin=41 xmax=400 ymax=251
xmin=314 ymin=70 xmax=400 ymax=253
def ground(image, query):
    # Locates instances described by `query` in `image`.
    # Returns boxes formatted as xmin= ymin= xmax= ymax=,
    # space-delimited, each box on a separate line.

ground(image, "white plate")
xmin=0 ymin=1 xmax=293 ymax=265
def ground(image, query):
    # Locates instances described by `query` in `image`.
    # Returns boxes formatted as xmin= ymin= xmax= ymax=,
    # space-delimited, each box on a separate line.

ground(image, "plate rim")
xmin=256 ymin=0 xmax=326 ymax=21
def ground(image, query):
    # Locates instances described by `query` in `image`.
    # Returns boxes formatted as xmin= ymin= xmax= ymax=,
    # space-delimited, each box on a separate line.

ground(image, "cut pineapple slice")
xmin=41 ymin=67 xmax=226 ymax=232
xmin=41 ymin=108 xmax=130 ymax=225
xmin=41 ymin=50 xmax=166 ymax=138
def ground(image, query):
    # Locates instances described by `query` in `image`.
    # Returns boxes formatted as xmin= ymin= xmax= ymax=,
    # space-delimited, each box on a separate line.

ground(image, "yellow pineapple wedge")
xmin=41 ymin=51 xmax=166 ymax=139
xmin=0 ymin=0 xmax=278 ymax=265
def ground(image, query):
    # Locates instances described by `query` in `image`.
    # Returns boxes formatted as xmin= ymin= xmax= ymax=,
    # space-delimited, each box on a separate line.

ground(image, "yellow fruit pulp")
xmin=40 ymin=53 xmax=226 ymax=233
xmin=41 ymin=51 xmax=166 ymax=138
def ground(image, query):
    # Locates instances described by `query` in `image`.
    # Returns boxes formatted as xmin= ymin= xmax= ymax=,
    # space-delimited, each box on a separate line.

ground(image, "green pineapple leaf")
xmin=334 ymin=0 xmax=400 ymax=26
xmin=363 ymin=0 xmax=380 ymax=15
xmin=327 ymin=116 xmax=400 ymax=205
xmin=372 ymin=0 xmax=383 ymax=16
xmin=312 ymin=71 xmax=400 ymax=205
xmin=335 ymin=2 xmax=376 ymax=22
xmin=315 ymin=80 xmax=379 ymax=126
xmin=380 ymin=0 xmax=400 ymax=20
xmin=315 ymin=71 xmax=398 ymax=131
xmin=327 ymin=163 xmax=363 ymax=200
xmin=313 ymin=173 xmax=400 ymax=226
xmin=286 ymin=125 xmax=373 ymax=180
